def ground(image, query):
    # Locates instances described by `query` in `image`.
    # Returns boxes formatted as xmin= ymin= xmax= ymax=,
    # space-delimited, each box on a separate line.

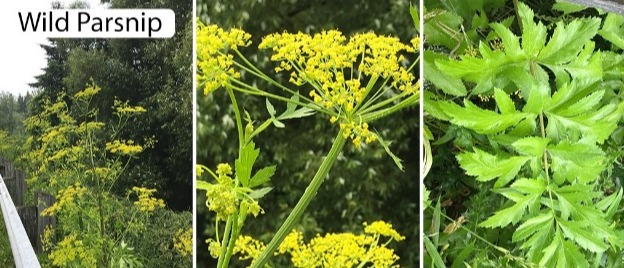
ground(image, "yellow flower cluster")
xmin=132 ymin=186 xmax=165 ymax=212
xmin=85 ymin=167 xmax=112 ymax=181
xmin=113 ymin=99 xmax=147 ymax=115
xmin=48 ymin=233 xmax=97 ymax=268
xmin=259 ymin=30 xmax=416 ymax=113
xmin=235 ymin=220 xmax=403 ymax=267
xmin=216 ymin=163 xmax=234 ymax=184
xmin=339 ymin=121 xmax=377 ymax=148
xmin=173 ymin=228 xmax=193 ymax=257
xmin=105 ymin=139 xmax=144 ymax=155
xmin=364 ymin=221 xmax=405 ymax=241
xmin=205 ymin=184 xmax=237 ymax=220
xmin=197 ymin=20 xmax=251 ymax=95
xmin=234 ymin=235 xmax=266 ymax=264
xmin=41 ymin=183 xmax=87 ymax=216
xmin=207 ymin=238 xmax=221 ymax=258
xmin=73 ymin=83 xmax=101 ymax=99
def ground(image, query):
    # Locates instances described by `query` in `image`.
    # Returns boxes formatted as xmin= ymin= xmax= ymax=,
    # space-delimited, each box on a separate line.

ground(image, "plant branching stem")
xmin=251 ymin=130 xmax=347 ymax=268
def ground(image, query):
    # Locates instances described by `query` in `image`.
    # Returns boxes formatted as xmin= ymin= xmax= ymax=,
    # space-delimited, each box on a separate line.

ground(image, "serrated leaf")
xmin=249 ymin=165 xmax=276 ymax=188
xmin=596 ymin=188 xmax=623 ymax=219
xmin=235 ymin=141 xmax=260 ymax=187
xmin=513 ymin=211 xmax=554 ymax=242
xmin=557 ymin=89 xmax=604 ymax=117
xmin=457 ymin=147 xmax=530 ymax=187
xmin=519 ymin=3 xmax=547 ymax=57
xmin=599 ymin=13 xmax=624 ymax=50
xmin=491 ymin=23 xmax=523 ymax=59
xmin=249 ymin=187 xmax=273 ymax=199
xmin=440 ymin=100 xmax=531 ymax=134
xmin=558 ymin=219 xmax=608 ymax=253
xmin=426 ymin=52 xmax=467 ymax=96
xmin=546 ymin=104 xmax=618 ymax=143
xmin=266 ymin=98 xmax=276 ymax=116
xmin=538 ymin=14 xmax=600 ymax=64
xmin=522 ymin=81 xmax=550 ymax=113
xmin=512 ymin=136 xmax=550 ymax=158
xmin=548 ymin=141 xmax=605 ymax=184
xmin=510 ymin=178 xmax=546 ymax=195
xmin=480 ymin=193 xmax=539 ymax=227
xmin=493 ymin=88 xmax=515 ymax=114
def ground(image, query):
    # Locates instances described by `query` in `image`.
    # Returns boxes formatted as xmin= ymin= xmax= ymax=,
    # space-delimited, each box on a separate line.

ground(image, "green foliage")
xmin=425 ymin=0 xmax=624 ymax=267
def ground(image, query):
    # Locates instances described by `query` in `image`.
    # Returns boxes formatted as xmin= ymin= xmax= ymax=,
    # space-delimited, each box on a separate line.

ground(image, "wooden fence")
xmin=0 ymin=156 xmax=56 ymax=254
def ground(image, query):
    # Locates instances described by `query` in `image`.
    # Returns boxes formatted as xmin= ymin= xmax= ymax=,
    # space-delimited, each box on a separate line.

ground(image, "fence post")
xmin=36 ymin=190 xmax=56 ymax=253
xmin=0 ymin=174 xmax=41 ymax=268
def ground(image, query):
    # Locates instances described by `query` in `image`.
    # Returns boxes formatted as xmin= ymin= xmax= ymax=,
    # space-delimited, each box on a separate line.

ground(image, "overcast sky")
xmin=0 ymin=0 xmax=105 ymax=97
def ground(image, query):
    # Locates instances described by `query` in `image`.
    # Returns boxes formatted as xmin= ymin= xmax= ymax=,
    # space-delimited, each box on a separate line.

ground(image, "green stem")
xmin=222 ymin=213 xmax=240 ymax=267
xmin=251 ymin=130 xmax=347 ymax=268
xmin=217 ymin=217 xmax=233 ymax=268
xmin=226 ymin=87 xmax=245 ymax=153
xmin=361 ymin=92 xmax=419 ymax=122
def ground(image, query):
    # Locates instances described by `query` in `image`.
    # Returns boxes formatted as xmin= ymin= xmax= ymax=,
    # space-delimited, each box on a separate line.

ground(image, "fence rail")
xmin=0 ymin=173 xmax=40 ymax=268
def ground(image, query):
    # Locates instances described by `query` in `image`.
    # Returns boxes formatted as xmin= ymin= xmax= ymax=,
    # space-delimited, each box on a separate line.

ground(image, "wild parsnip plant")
xmin=427 ymin=2 xmax=624 ymax=267
xmin=23 ymin=82 xmax=174 ymax=267
xmin=196 ymin=16 xmax=418 ymax=267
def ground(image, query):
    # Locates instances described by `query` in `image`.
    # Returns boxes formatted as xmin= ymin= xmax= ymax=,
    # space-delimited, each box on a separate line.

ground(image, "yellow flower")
xmin=196 ymin=20 xmax=251 ymax=95
xmin=364 ymin=221 xmax=405 ymax=241
xmin=41 ymin=184 xmax=87 ymax=216
xmin=132 ymin=186 xmax=166 ymax=212
xmin=205 ymin=184 xmax=237 ymax=220
xmin=174 ymin=228 xmax=193 ymax=257
xmin=48 ymin=233 xmax=97 ymax=268
xmin=113 ymin=99 xmax=147 ymax=115
xmin=234 ymin=235 xmax=266 ymax=264
xmin=105 ymin=139 xmax=144 ymax=155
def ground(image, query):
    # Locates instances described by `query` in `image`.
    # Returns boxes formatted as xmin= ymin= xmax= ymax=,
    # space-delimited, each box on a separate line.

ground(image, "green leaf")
xmin=440 ymin=100 xmax=531 ymax=134
xmin=457 ymin=147 xmax=530 ymax=187
xmin=553 ymin=1 xmax=589 ymax=14
xmin=249 ymin=165 xmax=276 ymax=188
xmin=513 ymin=211 xmax=554 ymax=242
xmin=558 ymin=219 xmax=608 ymax=253
xmin=599 ymin=13 xmax=624 ymax=50
xmin=479 ymin=192 xmax=539 ymax=227
xmin=423 ymin=235 xmax=446 ymax=268
xmin=235 ymin=141 xmax=260 ymax=187
xmin=266 ymin=98 xmax=276 ymax=116
xmin=512 ymin=136 xmax=550 ymax=158
xmin=271 ymin=118 xmax=285 ymax=128
xmin=546 ymin=104 xmax=618 ymax=143
xmin=596 ymin=188 xmax=623 ymax=219
xmin=547 ymin=140 xmax=605 ymax=184
xmin=277 ymin=94 xmax=315 ymax=120
xmin=426 ymin=51 xmax=467 ymax=96
xmin=518 ymin=2 xmax=547 ymax=57
xmin=451 ymin=242 xmax=474 ymax=268
xmin=376 ymin=134 xmax=404 ymax=171
xmin=538 ymin=15 xmax=600 ymax=65
xmin=277 ymin=108 xmax=315 ymax=120
xmin=410 ymin=4 xmax=419 ymax=34
xmin=249 ymin=187 xmax=273 ymax=199
xmin=557 ymin=89 xmax=604 ymax=117
xmin=510 ymin=178 xmax=546 ymax=195
xmin=491 ymin=23 xmax=523 ymax=59
xmin=493 ymin=88 xmax=515 ymax=114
